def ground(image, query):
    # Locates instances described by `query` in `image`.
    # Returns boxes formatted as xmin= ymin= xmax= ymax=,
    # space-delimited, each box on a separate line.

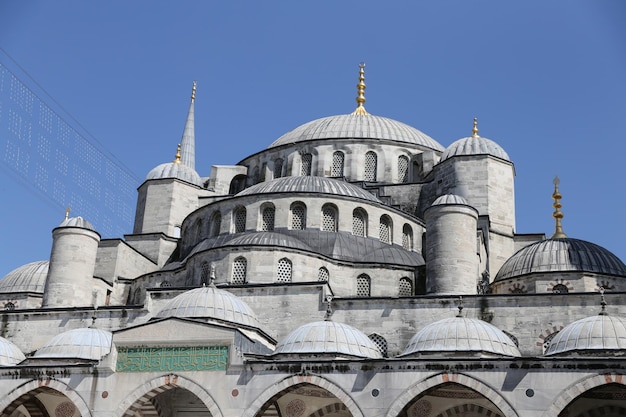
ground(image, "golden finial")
xmin=472 ymin=118 xmax=479 ymax=138
xmin=551 ymin=176 xmax=567 ymax=238
xmin=174 ymin=144 xmax=182 ymax=164
xmin=191 ymin=81 xmax=197 ymax=103
xmin=351 ymin=62 xmax=369 ymax=115
xmin=64 ymin=205 xmax=71 ymax=220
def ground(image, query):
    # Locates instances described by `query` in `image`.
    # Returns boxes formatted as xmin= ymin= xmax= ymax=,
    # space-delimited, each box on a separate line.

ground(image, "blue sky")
xmin=0 ymin=1 xmax=625 ymax=275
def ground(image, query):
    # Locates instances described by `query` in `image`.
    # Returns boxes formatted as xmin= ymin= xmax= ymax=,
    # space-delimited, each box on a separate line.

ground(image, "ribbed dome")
xmin=237 ymin=176 xmax=381 ymax=203
xmin=440 ymin=136 xmax=510 ymax=162
xmin=495 ymin=238 xmax=626 ymax=281
xmin=155 ymin=286 xmax=260 ymax=328
xmin=0 ymin=260 xmax=48 ymax=294
xmin=545 ymin=315 xmax=626 ymax=356
xmin=0 ymin=337 xmax=25 ymax=366
xmin=59 ymin=216 xmax=96 ymax=231
xmin=401 ymin=317 xmax=521 ymax=357
xmin=146 ymin=162 xmax=203 ymax=186
xmin=432 ymin=194 xmax=469 ymax=206
xmin=34 ymin=328 xmax=112 ymax=360
xmin=268 ymin=114 xmax=444 ymax=152
xmin=226 ymin=232 xmax=314 ymax=252
xmin=273 ymin=320 xmax=383 ymax=359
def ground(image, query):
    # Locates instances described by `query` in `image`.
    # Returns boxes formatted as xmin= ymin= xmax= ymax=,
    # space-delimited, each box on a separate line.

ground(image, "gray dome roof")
xmin=155 ymin=286 xmax=260 ymax=328
xmin=146 ymin=162 xmax=203 ymax=186
xmin=545 ymin=315 xmax=626 ymax=356
xmin=440 ymin=136 xmax=510 ymax=162
xmin=0 ymin=260 xmax=48 ymax=294
xmin=227 ymin=232 xmax=314 ymax=252
xmin=237 ymin=176 xmax=382 ymax=203
xmin=273 ymin=320 xmax=383 ymax=359
xmin=495 ymin=238 xmax=626 ymax=281
xmin=432 ymin=194 xmax=469 ymax=206
xmin=59 ymin=216 xmax=96 ymax=231
xmin=268 ymin=114 xmax=444 ymax=152
xmin=34 ymin=328 xmax=112 ymax=360
xmin=0 ymin=337 xmax=25 ymax=366
xmin=401 ymin=317 xmax=521 ymax=357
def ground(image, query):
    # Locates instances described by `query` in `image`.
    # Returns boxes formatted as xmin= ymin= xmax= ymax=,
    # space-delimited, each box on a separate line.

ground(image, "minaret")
xmin=179 ymin=81 xmax=197 ymax=170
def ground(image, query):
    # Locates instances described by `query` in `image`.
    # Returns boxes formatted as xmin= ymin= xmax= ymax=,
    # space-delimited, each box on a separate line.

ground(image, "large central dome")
xmin=267 ymin=114 xmax=444 ymax=152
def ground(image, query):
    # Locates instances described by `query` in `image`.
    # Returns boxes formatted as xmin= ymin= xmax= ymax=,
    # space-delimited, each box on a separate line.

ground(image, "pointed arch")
xmin=0 ymin=378 xmax=91 ymax=417
xmin=543 ymin=373 xmax=625 ymax=417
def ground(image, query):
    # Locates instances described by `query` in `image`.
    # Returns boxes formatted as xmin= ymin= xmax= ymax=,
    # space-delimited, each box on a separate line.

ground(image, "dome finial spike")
xmin=456 ymin=296 xmax=464 ymax=317
xmin=551 ymin=176 xmax=567 ymax=238
xmin=351 ymin=62 xmax=369 ymax=115
xmin=599 ymin=286 xmax=608 ymax=315
xmin=64 ymin=205 xmax=71 ymax=220
xmin=324 ymin=295 xmax=334 ymax=321
xmin=472 ymin=117 xmax=479 ymax=138
xmin=209 ymin=263 xmax=216 ymax=287
xmin=173 ymin=144 xmax=182 ymax=164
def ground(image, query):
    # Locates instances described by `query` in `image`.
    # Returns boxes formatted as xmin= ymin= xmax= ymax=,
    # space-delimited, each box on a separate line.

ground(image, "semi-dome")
xmin=401 ymin=317 xmax=521 ymax=357
xmin=237 ymin=176 xmax=382 ymax=203
xmin=0 ymin=260 xmax=48 ymax=294
xmin=146 ymin=161 xmax=203 ymax=186
xmin=273 ymin=320 xmax=383 ymax=359
xmin=268 ymin=114 xmax=444 ymax=152
xmin=34 ymin=328 xmax=112 ymax=360
xmin=432 ymin=194 xmax=469 ymax=206
xmin=545 ymin=315 xmax=626 ymax=356
xmin=59 ymin=216 xmax=96 ymax=231
xmin=495 ymin=238 xmax=626 ymax=281
xmin=0 ymin=337 xmax=25 ymax=366
xmin=155 ymin=285 xmax=260 ymax=328
xmin=440 ymin=135 xmax=510 ymax=163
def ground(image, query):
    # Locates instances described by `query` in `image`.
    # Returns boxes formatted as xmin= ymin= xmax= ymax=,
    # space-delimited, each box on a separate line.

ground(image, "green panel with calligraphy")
xmin=116 ymin=346 xmax=228 ymax=372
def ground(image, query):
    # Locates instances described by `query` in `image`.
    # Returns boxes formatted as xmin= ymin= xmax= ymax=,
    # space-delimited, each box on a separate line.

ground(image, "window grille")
xmin=234 ymin=207 xmax=246 ymax=233
xmin=399 ymin=277 xmax=413 ymax=296
xmin=291 ymin=204 xmax=306 ymax=230
xmin=261 ymin=206 xmax=275 ymax=231
xmin=552 ymin=284 xmax=569 ymax=294
xmin=356 ymin=274 xmax=371 ymax=297
xmin=352 ymin=208 xmax=366 ymax=237
xmin=331 ymin=151 xmax=344 ymax=177
xmin=379 ymin=215 xmax=392 ymax=244
xmin=301 ymin=153 xmax=312 ymax=176
xmin=210 ymin=212 xmax=221 ymax=237
xmin=364 ymin=151 xmax=377 ymax=181
xmin=369 ymin=333 xmax=388 ymax=357
xmin=274 ymin=158 xmax=283 ymax=178
xmin=402 ymin=224 xmax=413 ymax=250
xmin=232 ymin=257 xmax=247 ymax=284
xmin=321 ymin=205 xmax=337 ymax=232
xmin=398 ymin=155 xmax=409 ymax=183
xmin=277 ymin=258 xmax=292 ymax=283
xmin=318 ymin=267 xmax=329 ymax=282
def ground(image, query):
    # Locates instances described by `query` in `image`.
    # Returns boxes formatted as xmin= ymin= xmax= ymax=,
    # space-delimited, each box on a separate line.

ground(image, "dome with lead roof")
xmin=59 ymin=216 xmax=96 ymax=231
xmin=0 ymin=337 xmax=25 ymax=366
xmin=34 ymin=328 xmax=112 ymax=360
xmin=432 ymin=194 xmax=470 ymax=206
xmin=0 ymin=260 xmax=48 ymax=294
xmin=440 ymin=121 xmax=509 ymax=163
xmin=545 ymin=315 xmax=626 ymax=356
xmin=401 ymin=317 xmax=521 ymax=358
xmin=273 ymin=320 xmax=383 ymax=359
xmin=155 ymin=285 xmax=260 ymax=329
xmin=146 ymin=161 xmax=202 ymax=186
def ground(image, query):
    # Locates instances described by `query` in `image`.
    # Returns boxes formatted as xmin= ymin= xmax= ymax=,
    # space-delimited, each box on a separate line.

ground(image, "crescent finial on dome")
xmin=173 ymin=144 xmax=182 ymax=164
xmin=351 ymin=62 xmax=369 ymax=115
xmin=472 ymin=117 xmax=479 ymax=138
xmin=551 ymin=176 xmax=567 ymax=239
xmin=65 ymin=205 xmax=71 ymax=220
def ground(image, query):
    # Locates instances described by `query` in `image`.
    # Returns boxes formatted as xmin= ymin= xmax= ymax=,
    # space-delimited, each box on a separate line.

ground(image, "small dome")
xmin=273 ymin=320 xmax=382 ymax=359
xmin=59 ymin=216 xmax=96 ymax=231
xmin=401 ymin=317 xmax=521 ymax=357
xmin=0 ymin=337 xmax=25 ymax=366
xmin=268 ymin=114 xmax=444 ymax=152
xmin=155 ymin=286 xmax=260 ymax=329
xmin=0 ymin=260 xmax=48 ymax=294
xmin=545 ymin=315 xmax=626 ymax=356
xmin=495 ymin=238 xmax=626 ymax=281
xmin=146 ymin=162 xmax=203 ymax=186
xmin=34 ymin=328 xmax=112 ymax=360
xmin=431 ymin=194 xmax=469 ymax=206
xmin=440 ymin=136 xmax=510 ymax=162
xmin=237 ymin=176 xmax=381 ymax=203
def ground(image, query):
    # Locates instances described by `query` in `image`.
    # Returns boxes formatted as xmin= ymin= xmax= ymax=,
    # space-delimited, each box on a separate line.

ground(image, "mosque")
xmin=0 ymin=65 xmax=625 ymax=417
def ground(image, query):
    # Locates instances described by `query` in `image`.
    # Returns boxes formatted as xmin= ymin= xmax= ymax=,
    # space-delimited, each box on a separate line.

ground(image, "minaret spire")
xmin=179 ymin=81 xmax=197 ymax=170
xmin=351 ymin=63 xmax=369 ymax=115
xmin=551 ymin=176 xmax=567 ymax=239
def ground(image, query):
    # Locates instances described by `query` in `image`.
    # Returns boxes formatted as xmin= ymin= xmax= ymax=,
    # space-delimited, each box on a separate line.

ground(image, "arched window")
xmin=233 ymin=206 xmax=246 ymax=233
xmin=356 ymin=274 xmax=371 ymax=297
xmin=369 ymin=333 xmax=388 ymax=357
xmin=209 ymin=211 xmax=221 ymax=237
xmin=229 ymin=174 xmax=247 ymax=194
xmin=321 ymin=204 xmax=338 ymax=232
xmin=402 ymin=224 xmax=413 ymax=250
xmin=379 ymin=215 xmax=392 ymax=244
xmin=277 ymin=258 xmax=292 ymax=283
xmin=290 ymin=202 xmax=306 ymax=230
xmin=200 ymin=262 xmax=210 ymax=285
xmin=364 ymin=151 xmax=377 ymax=181
xmin=552 ymin=284 xmax=569 ymax=294
xmin=318 ymin=267 xmax=329 ymax=282
xmin=273 ymin=158 xmax=283 ymax=178
xmin=232 ymin=257 xmax=247 ymax=284
xmin=301 ymin=153 xmax=312 ymax=176
xmin=261 ymin=205 xmax=275 ymax=231
xmin=399 ymin=277 xmax=413 ymax=296
xmin=331 ymin=151 xmax=344 ymax=177
xmin=398 ymin=155 xmax=409 ymax=183
xmin=4 ymin=302 xmax=15 ymax=311
xmin=352 ymin=208 xmax=367 ymax=237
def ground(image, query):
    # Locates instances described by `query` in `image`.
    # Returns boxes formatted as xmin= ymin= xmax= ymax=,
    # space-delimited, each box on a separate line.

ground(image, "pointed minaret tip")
xmin=351 ymin=62 xmax=369 ymax=115
xmin=472 ymin=118 xmax=479 ymax=138
xmin=191 ymin=80 xmax=197 ymax=103
xmin=551 ymin=176 xmax=567 ymax=239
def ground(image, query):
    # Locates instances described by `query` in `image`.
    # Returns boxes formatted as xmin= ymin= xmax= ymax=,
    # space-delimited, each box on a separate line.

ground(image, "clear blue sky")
xmin=0 ymin=1 xmax=625 ymax=275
